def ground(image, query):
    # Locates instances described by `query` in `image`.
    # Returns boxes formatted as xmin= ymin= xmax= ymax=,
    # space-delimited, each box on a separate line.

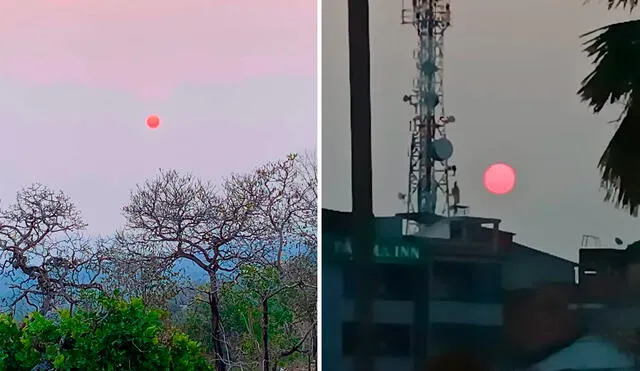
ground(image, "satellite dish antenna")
xmin=431 ymin=138 xmax=453 ymax=161
xmin=615 ymin=237 xmax=624 ymax=246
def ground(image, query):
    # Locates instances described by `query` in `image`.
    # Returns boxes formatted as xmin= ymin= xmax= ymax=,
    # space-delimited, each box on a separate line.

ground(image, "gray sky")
xmin=322 ymin=0 xmax=638 ymax=261
xmin=1 ymin=1 xmax=316 ymax=237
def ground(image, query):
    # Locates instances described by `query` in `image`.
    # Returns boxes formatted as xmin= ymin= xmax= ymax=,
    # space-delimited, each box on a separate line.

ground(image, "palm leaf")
xmin=578 ymin=19 xmax=640 ymax=216
xmin=607 ymin=0 xmax=639 ymax=10
xmin=584 ymin=0 xmax=639 ymax=10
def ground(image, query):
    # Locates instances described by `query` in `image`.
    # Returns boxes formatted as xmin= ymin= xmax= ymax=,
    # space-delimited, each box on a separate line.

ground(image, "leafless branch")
xmin=0 ymin=184 xmax=105 ymax=315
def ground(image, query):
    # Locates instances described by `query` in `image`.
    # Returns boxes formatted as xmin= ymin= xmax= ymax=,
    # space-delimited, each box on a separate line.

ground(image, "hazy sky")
xmin=1 ymin=0 xmax=316 ymax=236
xmin=322 ymin=0 xmax=638 ymax=261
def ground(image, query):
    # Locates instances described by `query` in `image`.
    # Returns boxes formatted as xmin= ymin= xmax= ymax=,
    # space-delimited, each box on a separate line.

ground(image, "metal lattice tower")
xmin=401 ymin=0 xmax=457 ymax=229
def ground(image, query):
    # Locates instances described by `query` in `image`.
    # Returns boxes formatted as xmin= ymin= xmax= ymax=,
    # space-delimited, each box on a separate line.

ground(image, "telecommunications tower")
xmin=401 ymin=0 xmax=459 ymax=231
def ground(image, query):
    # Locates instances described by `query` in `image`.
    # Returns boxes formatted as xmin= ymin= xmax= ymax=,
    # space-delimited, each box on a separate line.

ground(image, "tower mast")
xmin=402 ymin=0 xmax=455 ymax=230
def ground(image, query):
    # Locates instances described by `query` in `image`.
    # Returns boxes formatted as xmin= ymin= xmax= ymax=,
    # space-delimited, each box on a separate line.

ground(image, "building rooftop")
xmin=514 ymin=242 xmax=577 ymax=266
xmin=395 ymin=212 xmax=502 ymax=226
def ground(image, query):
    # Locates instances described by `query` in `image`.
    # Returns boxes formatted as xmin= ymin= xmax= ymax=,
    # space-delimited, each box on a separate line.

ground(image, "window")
xmin=342 ymin=322 xmax=412 ymax=357
xmin=432 ymin=261 xmax=502 ymax=302
xmin=431 ymin=323 xmax=500 ymax=351
xmin=378 ymin=323 xmax=412 ymax=357
xmin=450 ymin=222 xmax=463 ymax=239
xmin=342 ymin=322 xmax=358 ymax=355
xmin=342 ymin=265 xmax=419 ymax=301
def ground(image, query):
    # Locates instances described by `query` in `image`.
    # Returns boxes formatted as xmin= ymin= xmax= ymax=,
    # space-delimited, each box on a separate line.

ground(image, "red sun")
xmin=146 ymin=115 xmax=160 ymax=129
xmin=483 ymin=163 xmax=516 ymax=195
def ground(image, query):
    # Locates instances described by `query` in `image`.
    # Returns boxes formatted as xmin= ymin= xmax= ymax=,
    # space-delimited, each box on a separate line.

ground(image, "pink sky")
xmin=1 ymin=0 xmax=315 ymax=99
xmin=0 ymin=0 xmax=316 ymax=235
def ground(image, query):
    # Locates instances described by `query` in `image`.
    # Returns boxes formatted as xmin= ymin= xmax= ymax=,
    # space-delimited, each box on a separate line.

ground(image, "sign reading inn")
xmin=331 ymin=238 xmax=421 ymax=263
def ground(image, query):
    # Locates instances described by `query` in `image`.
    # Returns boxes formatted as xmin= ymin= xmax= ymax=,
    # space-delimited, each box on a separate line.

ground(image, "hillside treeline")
xmin=0 ymin=152 xmax=317 ymax=371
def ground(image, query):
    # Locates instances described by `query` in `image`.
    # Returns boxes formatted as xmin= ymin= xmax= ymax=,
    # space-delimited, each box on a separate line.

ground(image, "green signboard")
xmin=326 ymin=235 xmax=422 ymax=264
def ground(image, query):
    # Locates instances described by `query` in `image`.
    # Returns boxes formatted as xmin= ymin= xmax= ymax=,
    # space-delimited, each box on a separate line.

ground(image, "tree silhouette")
xmin=579 ymin=0 xmax=640 ymax=215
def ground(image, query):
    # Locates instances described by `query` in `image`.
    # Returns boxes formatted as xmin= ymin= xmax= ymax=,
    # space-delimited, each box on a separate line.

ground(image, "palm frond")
xmin=579 ymin=19 xmax=640 ymax=215
xmin=584 ymin=0 xmax=639 ymax=11
xmin=598 ymin=96 xmax=640 ymax=216
xmin=608 ymin=0 xmax=639 ymax=10
xmin=579 ymin=20 xmax=640 ymax=112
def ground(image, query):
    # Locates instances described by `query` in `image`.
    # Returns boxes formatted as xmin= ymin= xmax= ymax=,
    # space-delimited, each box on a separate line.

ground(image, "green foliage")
xmin=177 ymin=266 xmax=306 ymax=368
xmin=168 ymin=332 xmax=212 ymax=370
xmin=220 ymin=265 xmax=303 ymax=368
xmin=0 ymin=293 xmax=212 ymax=371
xmin=177 ymin=297 xmax=214 ymax=353
xmin=0 ymin=314 xmax=38 ymax=370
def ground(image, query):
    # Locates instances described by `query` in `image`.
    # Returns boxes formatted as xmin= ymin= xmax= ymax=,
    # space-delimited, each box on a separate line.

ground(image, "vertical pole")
xmin=347 ymin=0 xmax=375 ymax=370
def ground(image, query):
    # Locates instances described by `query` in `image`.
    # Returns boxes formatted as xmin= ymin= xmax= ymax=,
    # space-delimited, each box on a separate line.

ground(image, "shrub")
xmin=0 ymin=293 xmax=212 ymax=371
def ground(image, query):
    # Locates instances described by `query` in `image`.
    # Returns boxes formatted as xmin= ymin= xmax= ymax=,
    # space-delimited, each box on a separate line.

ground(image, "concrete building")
xmin=503 ymin=241 xmax=640 ymax=369
xmin=574 ymin=242 xmax=640 ymax=333
xmin=321 ymin=208 xmax=576 ymax=371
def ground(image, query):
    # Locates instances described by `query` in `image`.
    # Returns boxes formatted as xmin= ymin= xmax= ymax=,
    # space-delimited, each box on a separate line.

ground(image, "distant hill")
xmin=0 ymin=259 xmax=208 ymax=312
xmin=0 ymin=243 xmax=313 ymax=311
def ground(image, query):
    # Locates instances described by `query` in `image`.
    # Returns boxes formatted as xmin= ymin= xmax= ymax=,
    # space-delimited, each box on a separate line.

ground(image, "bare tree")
xmin=120 ymin=166 xmax=274 ymax=371
xmin=272 ymin=256 xmax=317 ymax=371
xmin=99 ymin=239 xmax=183 ymax=310
xmin=0 ymin=184 xmax=103 ymax=315
xmin=119 ymin=154 xmax=316 ymax=370
xmin=245 ymin=152 xmax=317 ymax=370
xmin=251 ymin=152 xmax=317 ymax=268
xmin=254 ymin=267 xmax=314 ymax=371
xmin=220 ymin=257 xmax=316 ymax=371
xmin=293 ymin=151 xmax=318 ymax=256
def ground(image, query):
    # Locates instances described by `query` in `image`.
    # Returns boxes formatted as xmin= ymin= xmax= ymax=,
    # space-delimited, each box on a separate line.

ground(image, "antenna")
xmin=401 ymin=0 xmax=457 ymax=232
